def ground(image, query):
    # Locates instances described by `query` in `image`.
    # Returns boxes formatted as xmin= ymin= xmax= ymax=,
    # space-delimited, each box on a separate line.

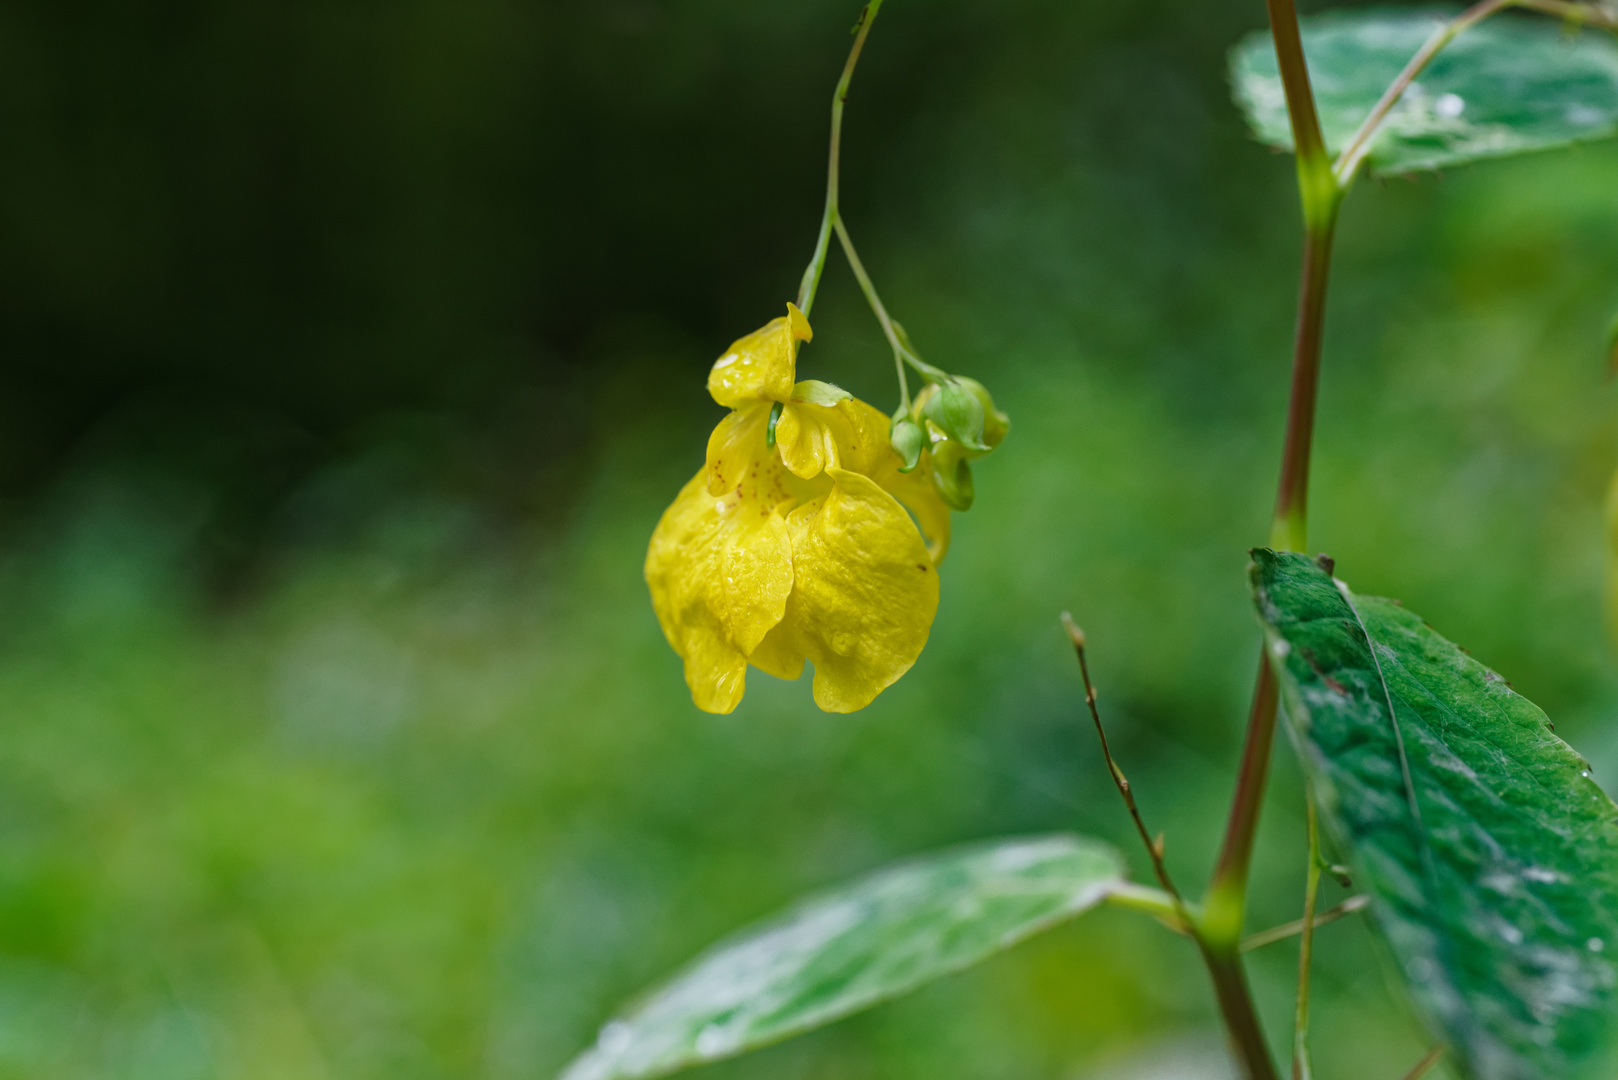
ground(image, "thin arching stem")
xmin=1397 ymin=1046 xmax=1447 ymax=1080
xmin=833 ymin=218 xmax=948 ymax=384
xmin=1333 ymin=0 xmax=1517 ymax=187
xmin=1518 ymin=0 xmax=1618 ymax=28
xmin=1292 ymin=797 xmax=1323 ymax=1080
xmin=796 ymin=1 xmax=886 ymax=317
xmin=1241 ymin=894 xmax=1369 ymax=952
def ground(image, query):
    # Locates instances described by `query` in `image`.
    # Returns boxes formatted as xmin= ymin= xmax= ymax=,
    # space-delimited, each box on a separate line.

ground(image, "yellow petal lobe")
xmin=705 ymin=403 xmax=770 ymax=497
xmin=645 ymin=469 xmax=795 ymax=713
xmin=773 ymin=402 xmax=843 ymax=479
xmin=773 ymin=468 xmax=940 ymax=712
xmin=707 ymin=304 xmax=812 ymax=409
xmin=871 ymin=453 xmax=952 ymax=565
xmin=775 ymin=395 xmax=892 ymax=481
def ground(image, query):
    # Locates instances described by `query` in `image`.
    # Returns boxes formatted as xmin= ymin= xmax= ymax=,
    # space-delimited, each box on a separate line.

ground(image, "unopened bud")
xmin=890 ymin=416 xmax=925 ymax=472
xmin=952 ymin=376 xmax=1010 ymax=451
xmin=923 ymin=378 xmax=988 ymax=452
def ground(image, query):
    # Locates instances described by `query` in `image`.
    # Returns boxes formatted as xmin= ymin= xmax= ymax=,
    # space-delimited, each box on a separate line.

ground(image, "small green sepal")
xmin=923 ymin=378 xmax=989 ymax=451
xmin=790 ymin=380 xmax=853 ymax=406
xmin=765 ymin=401 xmax=784 ymax=449
xmin=890 ymin=416 xmax=925 ymax=472
xmin=931 ymin=443 xmax=975 ymax=511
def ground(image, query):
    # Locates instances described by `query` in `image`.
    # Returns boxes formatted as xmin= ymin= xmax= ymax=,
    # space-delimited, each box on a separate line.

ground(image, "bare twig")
xmin=1397 ymin=1045 xmax=1447 ymax=1080
xmin=1062 ymin=615 xmax=1188 ymax=913
xmin=1241 ymin=894 xmax=1371 ymax=952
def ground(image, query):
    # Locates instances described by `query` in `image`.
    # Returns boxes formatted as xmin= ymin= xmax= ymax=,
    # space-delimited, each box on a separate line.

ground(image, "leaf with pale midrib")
xmin=1230 ymin=9 xmax=1618 ymax=175
xmin=1251 ymin=549 xmax=1618 ymax=1080
xmin=559 ymin=834 xmax=1125 ymax=1080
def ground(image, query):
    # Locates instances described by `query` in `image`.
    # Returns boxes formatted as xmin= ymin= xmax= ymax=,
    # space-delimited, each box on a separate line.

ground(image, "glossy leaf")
xmin=559 ymin=834 xmax=1125 ymax=1080
xmin=1250 ymin=550 xmax=1618 ymax=1080
xmin=1231 ymin=10 xmax=1618 ymax=175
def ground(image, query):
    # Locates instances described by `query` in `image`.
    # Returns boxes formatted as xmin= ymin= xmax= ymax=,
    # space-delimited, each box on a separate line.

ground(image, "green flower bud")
xmin=922 ymin=378 xmax=988 ymax=452
xmin=890 ymin=416 xmax=925 ymax=472
xmin=952 ymin=376 xmax=1009 ymax=451
xmin=930 ymin=441 xmax=974 ymax=511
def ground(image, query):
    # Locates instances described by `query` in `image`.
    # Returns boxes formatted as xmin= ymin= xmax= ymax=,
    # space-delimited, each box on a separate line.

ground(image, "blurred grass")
xmin=0 ymin=0 xmax=1616 ymax=1078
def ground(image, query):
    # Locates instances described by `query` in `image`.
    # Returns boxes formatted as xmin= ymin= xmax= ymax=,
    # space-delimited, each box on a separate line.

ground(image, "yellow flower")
xmin=646 ymin=304 xmax=953 ymax=714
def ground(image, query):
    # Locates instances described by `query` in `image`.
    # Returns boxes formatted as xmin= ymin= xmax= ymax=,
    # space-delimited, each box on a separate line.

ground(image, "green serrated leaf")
xmin=1250 ymin=550 xmax=1618 ymax=1080
xmin=790 ymin=379 xmax=852 ymax=407
xmin=1231 ymin=9 xmax=1618 ymax=176
xmin=559 ymin=834 xmax=1125 ymax=1080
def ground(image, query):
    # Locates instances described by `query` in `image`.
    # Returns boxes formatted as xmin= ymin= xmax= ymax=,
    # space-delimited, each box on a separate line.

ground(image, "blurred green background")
xmin=1 ymin=0 xmax=1616 ymax=1077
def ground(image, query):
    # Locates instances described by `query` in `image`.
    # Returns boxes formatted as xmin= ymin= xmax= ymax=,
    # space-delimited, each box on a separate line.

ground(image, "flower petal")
xmin=645 ymin=470 xmax=795 ymax=713
xmin=778 ymin=394 xmax=951 ymax=564
xmin=774 ymin=468 xmax=939 ymax=713
xmin=748 ymin=622 xmax=806 ymax=682
xmin=775 ymin=395 xmax=892 ymax=481
xmin=707 ymin=304 xmax=811 ymax=409
xmin=870 ymin=452 xmax=952 ymax=565
xmin=773 ymin=401 xmax=844 ymax=479
xmin=705 ymin=403 xmax=770 ymax=497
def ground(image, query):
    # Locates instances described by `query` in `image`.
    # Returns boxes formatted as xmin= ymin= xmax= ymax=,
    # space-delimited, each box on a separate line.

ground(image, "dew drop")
xmin=598 ymin=1021 xmax=632 ymax=1055
xmin=1589 ymin=937 xmax=1605 ymax=953
xmin=1435 ymin=93 xmax=1465 ymax=119
xmin=696 ymin=1024 xmax=730 ymax=1056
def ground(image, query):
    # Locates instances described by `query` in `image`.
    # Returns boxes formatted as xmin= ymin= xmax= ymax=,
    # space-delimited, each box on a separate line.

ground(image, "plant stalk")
xmin=1292 ymin=797 xmax=1323 ymax=1080
xmin=1200 ymin=4 xmax=1341 ymax=1078
xmin=1269 ymin=213 xmax=1339 ymax=553
xmin=796 ymin=1 xmax=885 ymax=317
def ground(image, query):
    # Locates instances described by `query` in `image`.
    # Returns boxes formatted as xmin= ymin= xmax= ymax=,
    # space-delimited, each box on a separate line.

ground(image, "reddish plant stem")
xmin=1197 ymin=3 xmax=1340 ymax=1079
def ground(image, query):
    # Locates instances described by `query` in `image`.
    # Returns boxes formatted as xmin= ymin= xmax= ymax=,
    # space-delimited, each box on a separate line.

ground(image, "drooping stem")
xmin=834 ymin=218 xmax=949 ymax=383
xmin=796 ymin=0 xmax=886 ymax=317
xmin=1333 ymin=0 xmax=1516 ymax=187
xmin=1292 ymin=797 xmax=1323 ymax=1080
